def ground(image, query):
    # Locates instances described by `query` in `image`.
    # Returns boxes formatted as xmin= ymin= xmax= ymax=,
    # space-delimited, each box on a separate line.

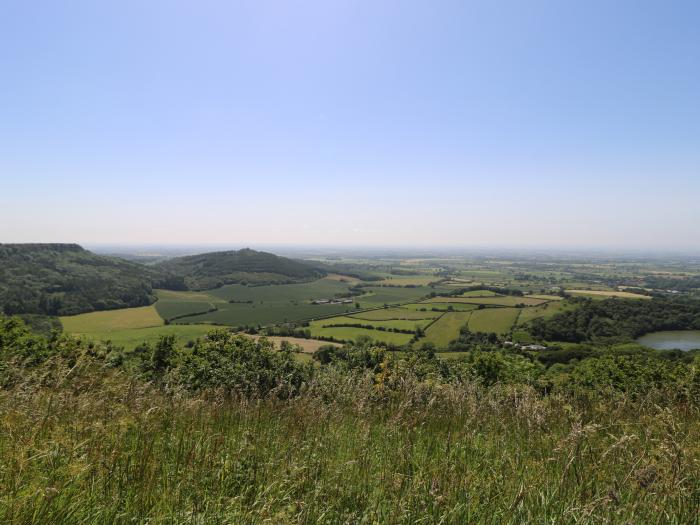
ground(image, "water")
xmin=636 ymin=331 xmax=700 ymax=351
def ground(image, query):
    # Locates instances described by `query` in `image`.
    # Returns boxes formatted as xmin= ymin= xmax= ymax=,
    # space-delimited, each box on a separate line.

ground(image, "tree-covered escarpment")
xmin=0 ymin=244 xmax=159 ymax=316
xmin=155 ymin=248 xmax=326 ymax=290
xmin=527 ymin=297 xmax=700 ymax=343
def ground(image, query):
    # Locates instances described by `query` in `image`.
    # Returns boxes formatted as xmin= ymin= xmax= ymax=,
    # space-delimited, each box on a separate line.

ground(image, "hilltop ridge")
xmin=0 ymin=244 xmax=326 ymax=316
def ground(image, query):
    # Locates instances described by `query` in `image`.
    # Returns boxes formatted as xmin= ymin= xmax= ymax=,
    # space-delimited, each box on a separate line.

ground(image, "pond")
xmin=636 ymin=331 xmax=700 ymax=351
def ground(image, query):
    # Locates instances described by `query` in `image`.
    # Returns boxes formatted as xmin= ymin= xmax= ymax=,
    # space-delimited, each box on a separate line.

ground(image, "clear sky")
xmin=1 ymin=0 xmax=699 ymax=249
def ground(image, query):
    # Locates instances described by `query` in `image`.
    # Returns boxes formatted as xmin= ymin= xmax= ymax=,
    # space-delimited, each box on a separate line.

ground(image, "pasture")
xmin=372 ymin=275 xmax=441 ymax=286
xmin=525 ymin=294 xmax=563 ymax=301
xmin=459 ymin=289 xmax=498 ymax=297
xmin=422 ymin=311 xmax=473 ymax=348
xmin=176 ymin=302 xmax=352 ymax=327
xmin=566 ymin=289 xmax=651 ymax=300
xmin=516 ymin=300 xmax=573 ymax=325
xmin=467 ymin=308 xmax=520 ymax=334
xmin=308 ymin=323 xmax=414 ymax=345
xmin=355 ymin=286 xmax=435 ymax=308
xmin=422 ymin=296 xmax=548 ymax=307
xmin=155 ymin=289 xmax=223 ymax=320
xmin=404 ymin=302 xmax=478 ymax=312
xmin=317 ymin=315 xmax=434 ymax=331
xmin=60 ymin=305 xmax=163 ymax=333
xmin=60 ymin=306 xmax=217 ymax=349
xmin=349 ymin=307 xmax=442 ymax=321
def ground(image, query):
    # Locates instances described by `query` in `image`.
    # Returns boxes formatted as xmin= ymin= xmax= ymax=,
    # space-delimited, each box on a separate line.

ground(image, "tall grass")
xmin=2 ymin=362 xmax=700 ymax=524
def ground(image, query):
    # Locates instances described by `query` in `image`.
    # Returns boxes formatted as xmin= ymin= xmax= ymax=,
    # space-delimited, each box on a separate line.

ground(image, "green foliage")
xmin=175 ymin=331 xmax=311 ymax=398
xmin=0 ymin=243 xmax=159 ymax=316
xmin=5 ymin=314 xmax=700 ymax=522
xmin=529 ymin=297 xmax=700 ymax=343
xmin=156 ymin=248 xmax=325 ymax=290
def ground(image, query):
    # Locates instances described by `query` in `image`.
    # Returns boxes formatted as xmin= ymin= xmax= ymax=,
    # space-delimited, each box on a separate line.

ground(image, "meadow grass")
xmin=178 ymin=302 xmax=353 ymax=326
xmin=459 ymin=289 xmax=498 ymax=297
xmin=468 ymin=308 xmax=520 ymax=334
xmin=525 ymin=294 xmax=564 ymax=301
xmin=566 ymin=289 xmax=651 ymax=300
xmin=372 ymin=275 xmax=442 ymax=286
xmin=404 ymin=302 xmax=478 ymax=312
xmin=516 ymin=300 xmax=574 ymax=325
xmin=60 ymin=305 xmax=163 ymax=333
xmin=308 ymin=324 xmax=414 ymax=345
xmin=316 ymin=315 xmax=433 ymax=331
xmin=154 ymin=289 xmax=224 ymax=320
xmin=349 ymin=307 xmax=442 ymax=321
xmin=3 ymin=373 xmax=698 ymax=524
xmin=422 ymin=311 xmax=473 ymax=348
xmin=73 ymin=324 xmax=219 ymax=349
xmin=423 ymin=296 xmax=548 ymax=307
xmin=355 ymin=285 xmax=451 ymax=309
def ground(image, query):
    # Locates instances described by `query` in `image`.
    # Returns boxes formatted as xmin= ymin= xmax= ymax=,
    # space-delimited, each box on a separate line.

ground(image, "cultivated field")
xmin=61 ymin=305 xmax=163 ymax=333
xmin=319 ymin=315 xmax=434 ymax=331
xmin=459 ymin=289 xmax=498 ymax=297
xmin=516 ymin=300 xmax=573 ymax=325
xmin=422 ymin=311 xmax=473 ymax=348
xmin=308 ymin=323 xmax=414 ymax=345
xmin=349 ymin=307 xmax=442 ymax=321
xmin=467 ymin=308 xmax=521 ymax=334
xmin=404 ymin=302 xmax=479 ymax=312
xmin=566 ymin=289 xmax=651 ymax=300
xmin=422 ymin=296 xmax=548 ymax=307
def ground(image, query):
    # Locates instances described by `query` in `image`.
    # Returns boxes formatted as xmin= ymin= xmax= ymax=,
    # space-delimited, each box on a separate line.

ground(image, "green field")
xmin=566 ymin=289 xmax=651 ymax=300
xmin=79 ymin=324 xmax=220 ymax=349
xmin=372 ymin=275 xmax=441 ymax=286
xmin=308 ymin=323 xmax=414 ymax=345
xmin=209 ymin=278 xmax=352 ymax=303
xmin=355 ymin=286 xmax=436 ymax=308
xmin=525 ymin=294 xmax=563 ymax=301
xmin=467 ymin=308 xmax=521 ymax=334
xmin=60 ymin=305 xmax=218 ymax=349
xmin=154 ymin=289 xmax=223 ymax=320
xmin=516 ymin=300 xmax=573 ymax=325
xmin=423 ymin=296 xmax=548 ymax=307
xmin=164 ymin=277 xmax=360 ymax=326
xmin=422 ymin=311 xmax=473 ymax=348
xmin=403 ymin=302 xmax=479 ymax=312
xmin=177 ymin=302 xmax=353 ymax=326
xmin=317 ymin=315 xmax=433 ymax=331
xmin=61 ymin=305 xmax=163 ymax=333
xmin=459 ymin=289 xmax=498 ymax=297
xmin=349 ymin=307 xmax=442 ymax=321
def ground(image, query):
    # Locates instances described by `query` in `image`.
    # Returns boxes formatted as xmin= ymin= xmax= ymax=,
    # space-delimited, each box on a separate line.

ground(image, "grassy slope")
xmin=317 ymin=315 xmax=434 ymax=331
xmin=349 ymin=307 xmax=442 ymax=320
xmin=6 ymin=380 xmax=696 ymax=523
xmin=566 ymin=289 xmax=651 ymax=300
xmin=60 ymin=305 xmax=163 ymax=332
xmin=60 ymin=305 xmax=218 ymax=349
xmin=308 ymin=323 xmax=414 ymax=345
xmin=156 ymin=248 xmax=324 ymax=290
xmin=468 ymin=308 xmax=521 ymax=334
xmin=422 ymin=311 xmax=473 ymax=348
xmin=423 ymin=296 xmax=547 ymax=307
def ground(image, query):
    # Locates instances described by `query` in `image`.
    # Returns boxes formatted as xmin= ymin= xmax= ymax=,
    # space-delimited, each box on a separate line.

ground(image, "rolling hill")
xmin=155 ymin=248 xmax=326 ymax=290
xmin=0 ymin=244 xmax=158 ymax=316
xmin=0 ymin=245 xmax=328 ymax=317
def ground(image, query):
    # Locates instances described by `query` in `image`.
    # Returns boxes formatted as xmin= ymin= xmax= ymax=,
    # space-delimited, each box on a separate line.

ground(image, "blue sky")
xmin=1 ymin=0 xmax=699 ymax=249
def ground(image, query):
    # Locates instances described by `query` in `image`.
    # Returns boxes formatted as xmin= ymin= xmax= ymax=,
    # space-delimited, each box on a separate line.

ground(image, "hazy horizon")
xmin=2 ymin=1 xmax=699 ymax=249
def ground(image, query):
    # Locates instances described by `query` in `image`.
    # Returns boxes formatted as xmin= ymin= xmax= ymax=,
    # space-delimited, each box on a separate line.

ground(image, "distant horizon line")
xmin=2 ymin=241 xmax=699 ymax=256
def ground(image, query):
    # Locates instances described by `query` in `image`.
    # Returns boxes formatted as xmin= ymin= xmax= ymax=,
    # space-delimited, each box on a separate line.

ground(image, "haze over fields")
xmin=1 ymin=1 xmax=699 ymax=249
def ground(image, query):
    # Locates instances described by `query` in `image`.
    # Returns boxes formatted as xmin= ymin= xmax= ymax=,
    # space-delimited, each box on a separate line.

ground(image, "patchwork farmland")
xmin=56 ymin=260 xmax=584 ymax=351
